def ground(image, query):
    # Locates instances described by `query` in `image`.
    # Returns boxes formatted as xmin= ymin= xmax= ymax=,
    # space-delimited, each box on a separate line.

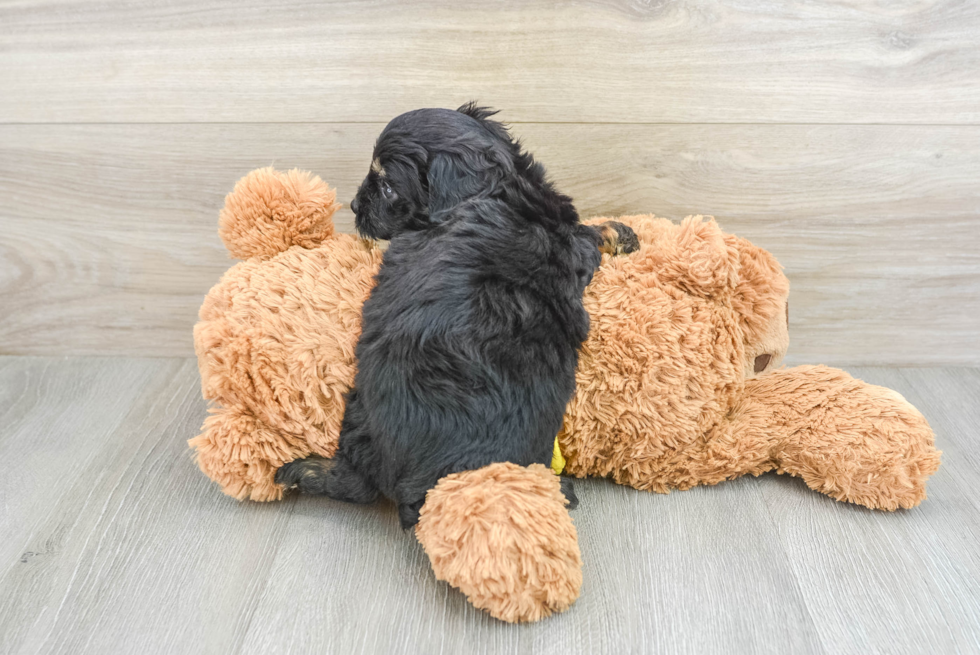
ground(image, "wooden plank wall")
xmin=1 ymin=1 xmax=978 ymax=364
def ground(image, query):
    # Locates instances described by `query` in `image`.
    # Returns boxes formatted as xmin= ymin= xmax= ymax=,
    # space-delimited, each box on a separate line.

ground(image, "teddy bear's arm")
xmin=717 ymin=365 xmax=940 ymax=510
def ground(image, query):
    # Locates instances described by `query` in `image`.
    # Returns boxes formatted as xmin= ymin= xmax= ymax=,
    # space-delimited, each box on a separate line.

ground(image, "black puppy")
xmin=277 ymin=104 xmax=638 ymax=528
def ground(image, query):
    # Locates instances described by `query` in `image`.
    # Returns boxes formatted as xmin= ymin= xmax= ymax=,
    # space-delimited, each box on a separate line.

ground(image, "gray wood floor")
xmin=1 ymin=358 xmax=978 ymax=654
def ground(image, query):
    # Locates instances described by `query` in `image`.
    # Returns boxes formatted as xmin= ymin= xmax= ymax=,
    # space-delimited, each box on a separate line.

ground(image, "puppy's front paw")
xmin=598 ymin=221 xmax=640 ymax=255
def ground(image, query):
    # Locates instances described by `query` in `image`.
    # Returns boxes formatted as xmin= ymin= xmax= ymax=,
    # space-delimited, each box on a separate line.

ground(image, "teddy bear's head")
xmin=560 ymin=214 xmax=790 ymax=489
xmin=726 ymin=234 xmax=790 ymax=380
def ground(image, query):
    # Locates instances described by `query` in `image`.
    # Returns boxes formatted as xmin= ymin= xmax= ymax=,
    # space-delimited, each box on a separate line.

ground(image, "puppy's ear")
xmin=426 ymin=150 xmax=504 ymax=222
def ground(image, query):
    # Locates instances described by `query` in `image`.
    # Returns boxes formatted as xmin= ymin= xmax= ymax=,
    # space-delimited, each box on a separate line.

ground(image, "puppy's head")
xmin=350 ymin=103 xmax=516 ymax=240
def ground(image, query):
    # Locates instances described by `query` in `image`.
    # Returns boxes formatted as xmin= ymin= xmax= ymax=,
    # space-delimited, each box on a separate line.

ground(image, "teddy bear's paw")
xmin=416 ymin=463 xmax=582 ymax=623
xmin=188 ymin=406 xmax=308 ymax=502
xmin=219 ymin=167 xmax=340 ymax=260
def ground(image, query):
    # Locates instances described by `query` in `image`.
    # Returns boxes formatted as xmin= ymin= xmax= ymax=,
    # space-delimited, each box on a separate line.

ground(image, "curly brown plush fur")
xmin=190 ymin=167 xmax=940 ymax=622
xmin=416 ymin=462 xmax=581 ymax=623
xmin=558 ymin=215 xmax=939 ymax=510
xmin=191 ymin=168 xmax=381 ymax=500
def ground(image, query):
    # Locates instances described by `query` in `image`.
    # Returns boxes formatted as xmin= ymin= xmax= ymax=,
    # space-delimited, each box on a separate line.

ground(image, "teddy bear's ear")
xmin=218 ymin=167 xmax=340 ymax=260
xmin=652 ymin=216 xmax=739 ymax=296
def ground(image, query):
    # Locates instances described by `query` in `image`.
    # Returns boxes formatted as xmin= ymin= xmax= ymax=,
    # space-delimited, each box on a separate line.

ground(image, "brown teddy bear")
xmin=190 ymin=167 xmax=941 ymax=623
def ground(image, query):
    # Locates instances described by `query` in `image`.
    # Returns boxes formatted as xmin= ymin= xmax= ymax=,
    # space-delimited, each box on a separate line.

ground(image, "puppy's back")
xmin=353 ymin=198 xmax=596 ymax=525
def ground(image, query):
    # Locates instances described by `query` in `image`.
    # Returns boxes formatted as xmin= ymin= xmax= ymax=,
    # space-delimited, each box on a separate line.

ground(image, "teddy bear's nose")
xmin=350 ymin=197 xmax=359 ymax=215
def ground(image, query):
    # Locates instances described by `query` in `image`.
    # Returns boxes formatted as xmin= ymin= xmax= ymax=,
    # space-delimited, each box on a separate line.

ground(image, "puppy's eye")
xmin=382 ymin=183 xmax=395 ymax=198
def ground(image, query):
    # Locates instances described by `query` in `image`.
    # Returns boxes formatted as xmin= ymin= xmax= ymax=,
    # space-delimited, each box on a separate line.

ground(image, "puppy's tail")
xmin=218 ymin=167 xmax=341 ymax=260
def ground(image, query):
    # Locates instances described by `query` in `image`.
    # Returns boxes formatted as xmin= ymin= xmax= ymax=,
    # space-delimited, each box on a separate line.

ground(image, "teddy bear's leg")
xmin=188 ymin=405 xmax=312 ymax=502
xmin=415 ymin=462 xmax=582 ymax=623
xmin=728 ymin=365 xmax=941 ymax=510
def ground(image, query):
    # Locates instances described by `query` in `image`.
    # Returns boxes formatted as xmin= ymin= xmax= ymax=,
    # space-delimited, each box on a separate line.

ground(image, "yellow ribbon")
xmin=551 ymin=437 xmax=566 ymax=475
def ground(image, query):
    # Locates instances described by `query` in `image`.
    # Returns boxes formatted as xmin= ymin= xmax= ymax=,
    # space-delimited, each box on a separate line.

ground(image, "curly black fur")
xmin=277 ymin=103 xmax=636 ymax=527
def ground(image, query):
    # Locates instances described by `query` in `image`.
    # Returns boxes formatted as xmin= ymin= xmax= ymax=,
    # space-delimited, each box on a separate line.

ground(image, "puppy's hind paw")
xmin=274 ymin=456 xmax=335 ymax=492
xmin=598 ymin=221 xmax=640 ymax=256
xmin=275 ymin=455 xmax=380 ymax=503
xmin=559 ymin=476 xmax=579 ymax=510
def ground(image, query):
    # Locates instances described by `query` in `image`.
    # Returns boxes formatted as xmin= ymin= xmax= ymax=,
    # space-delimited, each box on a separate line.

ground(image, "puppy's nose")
xmin=350 ymin=197 xmax=359 ymax=214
